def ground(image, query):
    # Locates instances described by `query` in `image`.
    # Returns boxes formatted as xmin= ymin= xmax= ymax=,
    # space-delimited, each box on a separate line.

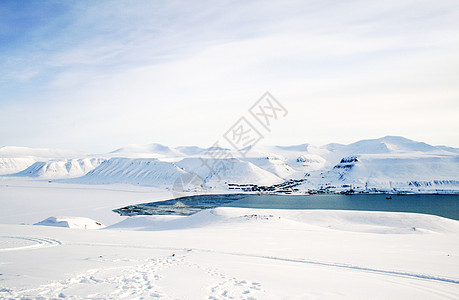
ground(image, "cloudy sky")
xmin=1 ymin=0 xmax=458 ymax=152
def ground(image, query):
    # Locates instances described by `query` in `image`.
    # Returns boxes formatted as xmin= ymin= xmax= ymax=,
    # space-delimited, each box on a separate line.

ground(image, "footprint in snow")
xmin=207 ymin=273 xmax=264 ymax=299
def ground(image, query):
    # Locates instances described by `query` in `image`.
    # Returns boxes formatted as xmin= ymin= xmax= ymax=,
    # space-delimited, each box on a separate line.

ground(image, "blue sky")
xmin=1 ymin=0 xmax=459 ymax=152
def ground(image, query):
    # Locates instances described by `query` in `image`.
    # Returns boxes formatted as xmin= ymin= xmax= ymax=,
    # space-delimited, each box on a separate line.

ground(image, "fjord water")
xmin=224 ymin=194 xmax=459 ymax=221
xmin=116 ymin=193 xmax=459 ymax=220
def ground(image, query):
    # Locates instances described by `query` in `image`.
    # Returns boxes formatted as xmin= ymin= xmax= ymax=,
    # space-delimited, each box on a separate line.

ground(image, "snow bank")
xmin=34 ymin=216 xmax=105 ymax=229
xmin=107 ymin=209 xmax=229 ymax=231
xmin=108 ymin=207 xmax=459 ymax=234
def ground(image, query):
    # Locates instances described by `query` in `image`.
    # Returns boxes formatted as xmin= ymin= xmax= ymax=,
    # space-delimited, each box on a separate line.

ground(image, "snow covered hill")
xmin=1 ymin=136 xmax=458 ymax=193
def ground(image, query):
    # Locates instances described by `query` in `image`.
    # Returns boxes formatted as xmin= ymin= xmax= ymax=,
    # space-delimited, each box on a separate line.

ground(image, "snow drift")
xmin=34 ymin=216 xmax=105 ymax=229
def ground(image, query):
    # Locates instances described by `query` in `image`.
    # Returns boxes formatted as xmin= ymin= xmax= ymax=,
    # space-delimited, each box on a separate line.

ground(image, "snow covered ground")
xmin=1 ymin=179 xmax=459 ymax=299
xmin=0 ymin=179 xmax=173 ymax=226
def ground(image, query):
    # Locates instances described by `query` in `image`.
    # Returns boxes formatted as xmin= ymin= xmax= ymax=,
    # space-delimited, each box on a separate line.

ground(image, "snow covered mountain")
xmin=324 ymin=136 xmax=441 ymax=156
xmin=1 ymin=136 xmax=458 ymax=193
xmin=110 ymin=143 xmax=183 ymax=159
xmin=71 ymin=158 xmax=186 ymax=187
xmin=0 ymin=146 xmax=87 ymax=175
xmin=176 ymin=157 xmax=283 ymax=186
xmin=13 ymin=158 xmax=105 ymax=179
xmin=0 ymin=158 xmax=37 ymax=175
xmin=311 ymin=137 xmax=459 ymax=193
xmin=239 ymin=156 xmax=297 ymax=179
xmin=0 ymin=146 xmax=85 ymax=159
xmin=301 ymin=152 xmax=459 ymax=193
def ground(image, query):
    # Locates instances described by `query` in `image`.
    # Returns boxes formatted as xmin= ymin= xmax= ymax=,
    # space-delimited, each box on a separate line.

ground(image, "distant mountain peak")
xmin=0 ymin=146 xmax=85 ymax=159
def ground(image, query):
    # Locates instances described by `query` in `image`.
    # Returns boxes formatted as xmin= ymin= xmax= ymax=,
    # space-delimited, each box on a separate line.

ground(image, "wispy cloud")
xmin=0 ymin=0 xmax=458 ymax=151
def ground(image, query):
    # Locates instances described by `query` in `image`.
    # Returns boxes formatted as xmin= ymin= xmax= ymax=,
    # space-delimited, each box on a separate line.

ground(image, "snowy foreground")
xmin=1 ymin=180 xmax=459 ymax=299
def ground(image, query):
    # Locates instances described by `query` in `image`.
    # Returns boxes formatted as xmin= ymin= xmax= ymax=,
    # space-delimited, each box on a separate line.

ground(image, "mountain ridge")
xmin=2 ymin=136 xmax=458 ymax=194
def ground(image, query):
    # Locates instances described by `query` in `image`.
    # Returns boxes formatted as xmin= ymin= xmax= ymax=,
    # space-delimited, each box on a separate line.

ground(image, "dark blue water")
xmin=114 ymin=194 xmax=247 ymax=216
xmin=114 ymin=193 xmax=459 ymax=220
xmin=224 ymin=194 xmax=459 ymax=220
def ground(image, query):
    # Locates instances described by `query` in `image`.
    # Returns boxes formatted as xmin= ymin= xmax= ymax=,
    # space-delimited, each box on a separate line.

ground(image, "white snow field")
xmin=1 ymin=179 xmax=459 ymax=299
